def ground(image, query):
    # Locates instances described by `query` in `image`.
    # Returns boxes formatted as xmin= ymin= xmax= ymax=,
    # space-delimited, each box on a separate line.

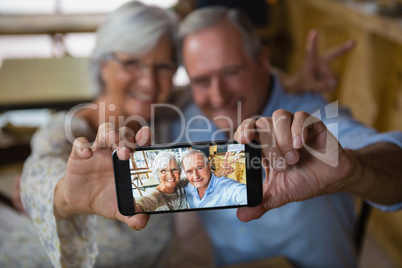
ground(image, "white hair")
xmin=177 ymin=6 xmax=261 ymax=65
xmin=152 ymin=151 xmax=182 ymax=177
xmin=89 ymin=1 xmax=178 ymax=94
xmin=181 ymin=149 xmax=209 ymax=170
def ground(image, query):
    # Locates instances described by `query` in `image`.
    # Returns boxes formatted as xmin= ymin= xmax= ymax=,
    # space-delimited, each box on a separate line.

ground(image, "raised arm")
xmin=344 ymin=142 xmax=402 ymax=206
xmin=214 ymin=151 xmax=241 ymax=177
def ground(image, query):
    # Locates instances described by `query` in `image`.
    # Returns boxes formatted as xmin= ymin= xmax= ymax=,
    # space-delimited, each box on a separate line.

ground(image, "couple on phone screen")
xmin=135 ymin=149 xmax=246 ymax=212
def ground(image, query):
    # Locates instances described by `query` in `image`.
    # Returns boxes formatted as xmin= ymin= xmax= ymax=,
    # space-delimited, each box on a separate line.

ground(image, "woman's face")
xmin=158 ymin=159 xmax=181 ymax=190
xmin=101 ymin=35 xmax=175 ymax=121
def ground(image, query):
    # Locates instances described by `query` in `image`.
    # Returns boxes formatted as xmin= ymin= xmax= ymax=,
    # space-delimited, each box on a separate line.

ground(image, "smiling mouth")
xmin=128 ymin=90 xmax=154 ymax=102
xmin=166 ymin=179 xmax=176 ymax=182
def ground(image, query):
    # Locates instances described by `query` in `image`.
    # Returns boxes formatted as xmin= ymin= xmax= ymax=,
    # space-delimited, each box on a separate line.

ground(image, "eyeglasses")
xmin=108 ymin=53 xmax=177 ymax=78
xmin=158 ymin=168 xmax=180 ymax=175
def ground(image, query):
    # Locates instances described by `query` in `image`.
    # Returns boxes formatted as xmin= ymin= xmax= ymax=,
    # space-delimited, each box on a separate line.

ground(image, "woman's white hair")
xmin=90 ymin=1 xmax=178 ymax=94
xmin=152 ymin=151 xmax=182 ymax=178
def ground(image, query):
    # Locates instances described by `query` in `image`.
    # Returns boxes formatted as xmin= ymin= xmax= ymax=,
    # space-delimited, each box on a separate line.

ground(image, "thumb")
xmin=236 ymin=205 xmax=267 ymax=222
xmin=117 ymin=213 xmax=150 ymax=231
xmin=71 ymin=137 xmax=93 ymax=160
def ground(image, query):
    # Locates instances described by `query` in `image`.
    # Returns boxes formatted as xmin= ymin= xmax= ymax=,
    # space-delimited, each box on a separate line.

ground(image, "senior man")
xmin=170 ymin=6 xmax=402 ymax=267
xmin=181 ymin=149 xmax=247 ymax=208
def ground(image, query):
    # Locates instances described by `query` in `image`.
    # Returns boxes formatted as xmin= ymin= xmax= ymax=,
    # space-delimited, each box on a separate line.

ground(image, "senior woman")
xmin=136 ymin=152 xmax=188 ymax=212
xmin=0 ymin=2 xmax=181 ymax=267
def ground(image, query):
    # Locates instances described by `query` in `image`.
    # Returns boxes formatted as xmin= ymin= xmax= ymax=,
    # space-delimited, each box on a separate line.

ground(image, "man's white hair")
xmin=181 ymin=149 xmax=209 ymax=170
xmin=177 ymin=6 xmax=261 ymax=65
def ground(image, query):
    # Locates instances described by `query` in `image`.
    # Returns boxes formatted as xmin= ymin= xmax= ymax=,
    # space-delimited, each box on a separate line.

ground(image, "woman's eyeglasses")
xmin=108 ymin=53 xmax=177 ymax=78
xmin=158 ymin=168 xmax=180 ymax=175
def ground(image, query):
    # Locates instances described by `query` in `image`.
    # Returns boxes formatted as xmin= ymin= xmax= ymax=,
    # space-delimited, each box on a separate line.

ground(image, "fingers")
xmin=71 ymin=137 xmax=93 ymax=160
xmin=305 ymin=28 xmax=318 ymax=59
xmin=93 ymin=122 xmax=119 ymax=151
xmin=230 ymin=155 xmax=242 ymax=165
xmin=291 ymin=111 xmax=310 ymax=149
xmin=224 ymin=151 xmax=241 ymax=165
xmin=318 ymin=39 xmax=355 ymax=92
xmin=323 ymin=39 xmax=356 ymax=63
xmin=93 ymin=123 xmax=153 ymax=160
xmin=116 ymin=125 xmax=152 ymax=160
xmin=236 ymin=110 xmax=317 ymax=172
xmin=255 ymin=117 xmax=286 ymax=173
xmin=273 ymin=110 xmax=299 ymax=165
xmin=304 ymin=30 xmax=355 ymax=94
xmin=116 ymin=127 xmax=135 ymax=160
xmin=234 ymin=118 xmax=257 ymax=144
xmin=236 ymin=116 xmax=288 ymax=172
xmin=135 ymin=126 xmax=153 ymax=147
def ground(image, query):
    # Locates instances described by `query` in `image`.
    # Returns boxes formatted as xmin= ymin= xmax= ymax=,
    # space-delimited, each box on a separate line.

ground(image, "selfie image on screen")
xmin=130 ymin=144 xmax=247 ymax=213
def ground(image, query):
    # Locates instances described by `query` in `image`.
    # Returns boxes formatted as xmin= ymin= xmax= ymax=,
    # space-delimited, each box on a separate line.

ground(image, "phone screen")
xmin=113 ymin=140 xmax=262 ymax=215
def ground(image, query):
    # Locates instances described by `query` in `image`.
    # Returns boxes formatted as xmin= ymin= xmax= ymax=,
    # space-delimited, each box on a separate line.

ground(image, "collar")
xmin=260 ymin=74 xmax=286 ymax=117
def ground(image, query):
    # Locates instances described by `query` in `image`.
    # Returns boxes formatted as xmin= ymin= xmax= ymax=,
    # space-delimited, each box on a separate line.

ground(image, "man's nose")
xmin=209 ymin=77 xmax=230 ymax=107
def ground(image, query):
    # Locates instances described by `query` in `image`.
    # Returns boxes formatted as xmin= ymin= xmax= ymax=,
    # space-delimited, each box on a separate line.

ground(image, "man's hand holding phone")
xmin=234 ymin=109 xmax=357 ymax=222
xmin=53 ymin=122 xmax=152 ymax=230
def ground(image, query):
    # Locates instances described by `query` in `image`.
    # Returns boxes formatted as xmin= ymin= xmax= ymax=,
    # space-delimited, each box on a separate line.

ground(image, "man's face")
xmin=183 ymin=153 xmax=212 ymax=191
xmin=182 ymin=21 xmax=271 ymax=132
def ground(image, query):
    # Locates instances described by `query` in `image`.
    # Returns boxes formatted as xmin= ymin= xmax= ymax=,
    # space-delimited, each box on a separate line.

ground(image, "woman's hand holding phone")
xmin=53 ymin=122 xmax=152 ymax=230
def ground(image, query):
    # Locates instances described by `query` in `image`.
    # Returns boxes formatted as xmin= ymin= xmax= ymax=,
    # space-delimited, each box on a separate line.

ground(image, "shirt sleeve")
xmin=20 ymin=113 xmax=98 ymax=267
xmin=233 ymin=183 xmax=248 ymax=205
xmin=222 ymin=178 xmax=247 ymax=205
xmin=136 ymin=189 xmax=161 ymax=212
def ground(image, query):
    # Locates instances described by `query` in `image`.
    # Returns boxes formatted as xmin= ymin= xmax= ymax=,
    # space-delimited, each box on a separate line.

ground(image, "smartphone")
xmin=113 ymin=140 xmax=262 ymax=215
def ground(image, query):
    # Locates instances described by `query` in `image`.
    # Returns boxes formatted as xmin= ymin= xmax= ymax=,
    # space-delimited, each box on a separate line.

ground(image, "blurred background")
xmin=0 ymin=0 xmax=401 ymax=267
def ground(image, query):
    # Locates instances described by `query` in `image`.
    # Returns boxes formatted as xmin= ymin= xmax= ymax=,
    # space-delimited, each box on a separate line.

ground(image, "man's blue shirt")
xmin=171 ymin=75 xmax=402 ymax=267
xmin=185 ymin=173 xmax=247 ymax=208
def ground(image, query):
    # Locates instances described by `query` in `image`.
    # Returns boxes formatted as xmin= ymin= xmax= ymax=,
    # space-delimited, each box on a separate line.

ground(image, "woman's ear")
xmin=100 ymin=60 xmax=109 ymax=82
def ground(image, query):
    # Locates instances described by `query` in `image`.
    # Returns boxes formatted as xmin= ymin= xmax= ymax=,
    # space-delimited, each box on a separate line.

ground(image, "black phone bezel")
xmin=113 ymin=140 xmax=262 ymax=216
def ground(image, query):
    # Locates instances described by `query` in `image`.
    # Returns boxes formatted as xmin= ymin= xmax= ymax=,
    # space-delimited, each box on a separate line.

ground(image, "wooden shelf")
xmin=0 ymin=14 xmax=106 ymax=35
xmin=304 ymin=0 xmax=402 ymax=45
xmin=0 ymin=58 xmax=94 ymax=111
xmin=276 ymin=0 xmax=402 ymax=131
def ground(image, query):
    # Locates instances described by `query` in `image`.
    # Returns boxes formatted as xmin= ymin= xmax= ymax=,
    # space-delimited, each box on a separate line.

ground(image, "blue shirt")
xmin=185 ymin=173 xmax=247 ymax=208
xmin=171 ymin=76 xmax=402 ymax=267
